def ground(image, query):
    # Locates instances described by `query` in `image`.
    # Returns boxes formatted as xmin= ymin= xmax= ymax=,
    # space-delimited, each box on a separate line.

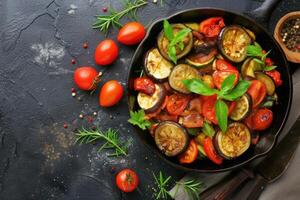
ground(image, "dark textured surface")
xmin=0 ymin=0 xmax=299 ymax=200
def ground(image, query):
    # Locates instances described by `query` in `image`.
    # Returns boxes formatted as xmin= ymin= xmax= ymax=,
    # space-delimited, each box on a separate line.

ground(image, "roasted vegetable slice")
xmin=255 ymin=72 xmax=275 ymax=95
xmin=169 ymin=64 xmax=200 ymax=93
xmin=218 ymin=25 xmax=252 ymax=63
xmin=229 ymin=94 xmax=252 ymax=121
xmin=184 ymin=23 xmax=200 ymax=31
xmin=241 ymin=58 xmax=263 ymax=78
xmin=186 ymin=49 xmax=217 ymax=67
xmin=144 ymin=48 xmax=174 ymax=81
xmin=154 ymin=121 xmax=189 ymax=156
xmin=157 ymin=24 xmax=193 ymax=61
xmin=137 ymin=84 xmax=166 ymax=113
xmin=214 ymin=122 xmax=251 ymax=159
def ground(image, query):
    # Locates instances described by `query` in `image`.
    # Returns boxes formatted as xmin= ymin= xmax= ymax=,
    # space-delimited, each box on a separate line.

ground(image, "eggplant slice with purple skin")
xmin=154 ymin=121 xmax=189 ymax=156
xmin=218 ymin=25 xmax=252 ymax=63
xmin=157 ymin=24 xmax=193 ymax=61
xmin=144 ymin=48 xmax=174 ymax=82
xmin=137 ymin=84 xmax=166 ymax=113
xmin=229 ymin=94 xmax=252 ymax=121
xmin=214 ymin=122 xmax=251 ymax=159
xmin=255 ymin=72 xmax=276 ymax=96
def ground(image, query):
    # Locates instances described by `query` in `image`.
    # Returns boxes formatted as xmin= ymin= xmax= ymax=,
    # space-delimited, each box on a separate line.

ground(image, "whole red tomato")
xmin=73 ymin=66 xmax=100 ymax=90
xmin=117 ymin=22 xmax=146 ymax=45
xmin=116 ymin=169 xmax=139 ymax=193
xmin=252 ymin=108 xmax=273 ymax=131
xmin=99 ymin=80 xmax=123 ymax=107
xmin=94 ymin=39 xmax=119 ymax=66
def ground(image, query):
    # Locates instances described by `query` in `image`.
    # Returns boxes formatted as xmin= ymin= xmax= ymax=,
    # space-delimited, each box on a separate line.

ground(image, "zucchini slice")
xmin=169 ymin=64 xmax=200 ymax=93
xmin=255 ymin=72 xmax=275 ymax=95
xmin=218 ymin=25 xmax=252 ymax=63
xmin=137 ymin=84 xmax=166 ymax=113
xmin=144 ymin=48 xmax=174 ymax=82
xmin=214 ymin=122 xmax=251 ymax=159
xmin=154 ymin=121 xmax=189 ymax=156
xmin=241 ymin=58 xmax=263 ymax=78
xmin=229 ymin=94 xmax=252 ymax=121
xmin=186 ymin=49 xmax=217 ymax=67
xmin=157 ymin=24 xmax=193 ymax=61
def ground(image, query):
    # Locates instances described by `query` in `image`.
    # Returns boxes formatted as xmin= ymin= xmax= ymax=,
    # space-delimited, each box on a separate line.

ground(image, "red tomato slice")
xmin=181 ymin=112 xmax=204 ymax=128
xmin=166 ymin=94 xmax=189 ymax=116
xmin=134 ymin=77 xmax=156 ymax=95
xmin=213 ymin=59 xmax=239 ymax=89
xmin=203 ymin=137 xmax=223 ymax=165
xmin=247 ymin=80 xmax=267 ymax=108
xmin=202 ymin=95 xmax=218 ymax=124
xmin=215 ymin=59 xmax=238 ymax=71
xmin=199 ymin=17 xmax=225 ymax=38
xmin=266 ymin=70 xmax=282 ymax=87
xmin=178 ymin=140 xmax=198 ymax=164
xmin=252 ymin=108 xmax=273 ymax=131
xmin=228 ymin=101 xmax=237 ymax=115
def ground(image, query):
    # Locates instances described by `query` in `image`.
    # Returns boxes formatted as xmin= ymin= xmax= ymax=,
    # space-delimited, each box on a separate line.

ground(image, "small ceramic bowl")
xmin=274 ymin=11 xmax=300 ymax=63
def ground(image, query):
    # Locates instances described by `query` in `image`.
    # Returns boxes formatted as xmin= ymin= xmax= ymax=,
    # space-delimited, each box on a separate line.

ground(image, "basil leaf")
xmin=246 ymin=45 xmax=264 ymax=57
xmin=202 ymin=121 xmax=215 ymax=137
xmin=221 ymin=74 xmax=236 ymax=93
xmin=178 ymin=41 xmax=184 ymax=50
xmin=215 ymin=99 xmax=228 ymax=133
xmin=183 ymin=78 xmax=217 ymax=96
xmin=168 ymin=45 xmax=177 ymax=64
xmin=163 ymin=20 xmax=173 ymax=41
xmin=253 ymin=58 xmax=264 ymax=64
xmin=169 ymin=28 xmax=191 ymax=46
xmin=264 ymin=65 xmax=277 ymax=71
xmin=261 ymin=50 xmax=271 ymax=61
xmin=221 ymin=80 xmax=250 ymax=101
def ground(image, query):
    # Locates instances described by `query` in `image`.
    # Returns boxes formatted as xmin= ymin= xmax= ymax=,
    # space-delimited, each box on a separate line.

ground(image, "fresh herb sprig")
xmin=153 ymin=171 xmax=172 ymax=200
xmin=175 ymin=179 xmax=202 ymax=200
xmin=183 ymin=74 xmax=250 ymax=133
xmin=163 ymin=20 xmax=191 ymax=64
xmin=246 ymin=44 xmax=277 ymax=71
xmin=128 ymin=109 xmax=151 ymax=130
xmin=75 ymin=128 xmax=128 ymax=157
xmin=92 ymin=0 xmax=147 ymax=33
xmin=202 ymin=121 xmax=215 ymax=137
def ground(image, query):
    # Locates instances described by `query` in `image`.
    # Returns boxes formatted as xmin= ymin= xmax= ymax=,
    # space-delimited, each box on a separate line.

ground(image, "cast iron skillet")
xmin=127 ymin=8 xmax=292 ymax=172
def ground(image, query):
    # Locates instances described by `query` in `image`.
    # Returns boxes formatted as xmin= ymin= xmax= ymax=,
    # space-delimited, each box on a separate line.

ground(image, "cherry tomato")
xmin=94 ymin=39 xmax=119 ymax=66
xmin=199 ymin=17 xmax=225 ymax=38
xmin=202 ymin=95 xmax=218 ymax=124
xmin=266 ymin=70 xmax=282 ymax=87
xmin=203 ymin=137 xmax=223 ymax=165
xmin=166 ymin=94 xmax=189 ymax=115
xmin=247 ymin=80 xmax=267 ymax=108
xmin=117 ymin=22 xmax=146 ymax=45
xmin=134 ymin=77 xmax=155 ymax=95
xmin=99 ymin=80 xmax=123 ymax=107
xmin=252 ymin=108 xmax=273 ymax=131
xmin=265 ymin=58 xmax=274 ymax=66
xmin=213 ymin=59 xmax=239 ymax=89
xmin=74 ymin=66 xmax=100 ymax=91
xmin=178 ymin=140 xmax=198 ymax=164
xmin=116 ymin=169 xmax=139 ymax=193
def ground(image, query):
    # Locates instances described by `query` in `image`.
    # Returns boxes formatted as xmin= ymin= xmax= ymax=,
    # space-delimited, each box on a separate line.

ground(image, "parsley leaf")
xmin=128 ymin=110 xmax=151 ymax=130
xmin=215 ymin=99 xmax=228 ymax=133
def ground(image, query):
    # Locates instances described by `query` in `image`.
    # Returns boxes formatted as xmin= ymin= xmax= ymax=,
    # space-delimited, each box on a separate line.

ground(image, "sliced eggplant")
xmin=186 ymin=49 xmax=217 ymax=67
xmin=184 ymin=23 xmax=200 ymax=31
xmin=169 ymin=64 xmax=200 ymax=93
xmin=218 ymin=25 xmax=252 ymax=63
xmin=154 ymin=121 xmax=189 ymax=156
xmin=144 ymin=48 xmax=174 ymax=82
xmin=137 ymin=84 xmax=166 ymax=113
xmin=179 ymin=112 xmax=204 ymax=128
xmin=245 ymin=28 xmax=256 ymax=41
xmin=241 ymin=58 xmax=263 ymax=78
xmin=157 ymin=24 xmax=193 ymax=61
xmin=229 ymin=94 xmax=252 ymax=121
xmin=255 ymin=72 xmax=276 ymax=95
xmin=192 ymin=32 xmax=217 ymax=54
xmin=214 ymin=122 xmax=251 ymax=159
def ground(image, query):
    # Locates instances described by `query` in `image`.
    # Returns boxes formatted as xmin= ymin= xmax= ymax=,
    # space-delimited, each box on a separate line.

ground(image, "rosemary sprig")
xmin=153 ymin=171 xmax=172 ymax=199
xmin=92 ymin=0 xmax=147 ymax=33
xmin=75 ymin=128 xmax=128 ymax=157
xmin=175 ymin=179 xmax=202 ymax=200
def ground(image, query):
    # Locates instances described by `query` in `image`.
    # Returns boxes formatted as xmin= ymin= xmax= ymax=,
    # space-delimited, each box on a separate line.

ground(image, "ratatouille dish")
xmin=129 ymin=17 xmax=282 ymax=165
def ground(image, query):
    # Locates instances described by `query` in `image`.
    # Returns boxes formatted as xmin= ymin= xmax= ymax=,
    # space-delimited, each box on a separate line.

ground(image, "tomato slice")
xmin=252 ymin=108 xmax=273 ymax=131
xmin=199 ymin=17 xmax=225 ymax=38
xmin=228 ymin=101 xmax=237 ymax=115
xmin=178 ymin=140 xmax=198 ymax=164
xmin=134 ymin=77 xmax=156 ymax=95
xmin=156 ymin=111 xmax=178 ymax=122
xmin=213 ymin=60 xmax=239 ymax=89
xmin=181 ymin=112 xmax=204 ymax=128
xmin=202 ymin=95 xmax=218 ymax=124
xmin=247 ymin=80 xmax=267 ymax=108
xmin=203 ymin=137 xmax=223 ymax=165
xmin=266 ymin=70 xmax=282 ymax=87
xmin=166 ymin=94 xmax=189 ymax=115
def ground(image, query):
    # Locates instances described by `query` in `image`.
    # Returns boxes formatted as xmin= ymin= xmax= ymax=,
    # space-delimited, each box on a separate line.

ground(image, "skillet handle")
xmin=245 ymin=0 xmax=282 ymax=25
xmin=200 ymin=169 xmax=253 ymax=200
